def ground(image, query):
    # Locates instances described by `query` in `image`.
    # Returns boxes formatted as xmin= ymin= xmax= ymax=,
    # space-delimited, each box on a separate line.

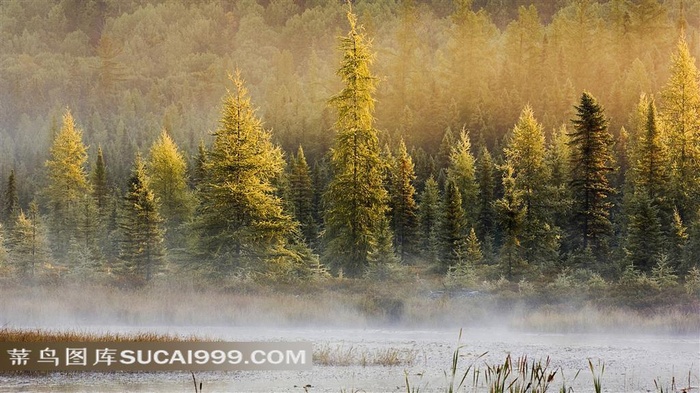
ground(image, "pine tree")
xmin=547 ymin=125 xmax=573 ymax=251
xmin=411 ymin=146 xmax=436 ymax=192
xmin=625 ymin=193 xmax=664 ymax=272
xmin=2 ymin=170 xmax=19 ymax=229
xmin=91 ymin=147 xmax=111 ymax=261
xmin=683 ymin=212 xmax=700 ymax=273
xmin=494 ymin=165 xmax=526 ymax=280
xmin=568 ymin=92 xmax=615 ymax=258
xmin=465 ymin=227 xmax=483 ymax=265
xmin=368 ymin=216 xmax=400 ymax=266
xmin=446 ymin=128 xmax=479 ymax=224
xmin=10 ymin=211 xmax=36 ymax=280
xmin=76 ymin=193 xmax=101 ymax=261
xmin=147 ymin=129 xmax=193 ymax=228
xmin=195 ymin=72 xmax=300 ymax=275
xmin=669 ymin=207 xmax=688 ymax=270
xmin=191 ymin=139 xmax=208 ymax=188
xmin=475 ymin=147 xmax=497 ymax=240
xmin=446 ymin=226 xmax=482 ymax=287
xmin=437 ymin=127 xmax=455 ymax=173
xmin=45 ymin=109 xmax=91 ymax=258
xmin=505 ymin=106 xmax=558 ymax=266
xmin=288 ymin=146 xmax=317 ymax=248
xmin=118 ymin=155 xmax=165 ymax=283
xmin=418 ymin=175 xmax=440 ymax=261
xmin=660 ymin=36 xmax=700 ymax=222
xmin=630 ymin=99 xmax=670 ymax=204
xmin=8 ymin=203 xmax=50 ymax=281
xmin=390 ymin=139 xmax=418 ymax=260
xmin=323 ymin=6 xmax=390 ymax=277
xmin=614 ymin=126 xmax=630 ymax=191
xmin=437 ymin=180 xmax=467 ymax=271
xmin=311 ymin=159 xmax=329 ymax=235
xmin=92 ymin=146 xmax=110 ymax=216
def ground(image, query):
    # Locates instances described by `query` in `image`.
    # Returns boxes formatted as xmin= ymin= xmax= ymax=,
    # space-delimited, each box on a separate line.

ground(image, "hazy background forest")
xmin=1 ymin=0 xmax=699 ymax=196
xmin=0 ymin=0 xmax=699 ymax=318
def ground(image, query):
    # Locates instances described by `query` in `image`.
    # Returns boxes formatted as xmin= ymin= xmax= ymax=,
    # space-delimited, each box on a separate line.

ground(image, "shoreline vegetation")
xmin=1 ymin=269 xmax=697 ymax=335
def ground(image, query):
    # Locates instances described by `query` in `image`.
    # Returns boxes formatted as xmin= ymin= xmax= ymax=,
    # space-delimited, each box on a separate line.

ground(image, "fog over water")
xmin=0 ymin=325 xmax=697 ymax=393
xmin=1 ymin=285 xmax=698 ymax=393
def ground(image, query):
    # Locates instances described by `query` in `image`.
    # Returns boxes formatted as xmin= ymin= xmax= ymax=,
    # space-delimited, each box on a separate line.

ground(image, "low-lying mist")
xmin=1 ymin=280 xmax=698 ymax=337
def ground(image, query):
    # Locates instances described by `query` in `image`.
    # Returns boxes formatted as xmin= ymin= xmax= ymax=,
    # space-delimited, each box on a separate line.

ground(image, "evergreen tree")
xmin=437 ymin=180 xmax=467 ymax=271
xmin=446 ymin=128 xmax=479 ymax=224
xmin=3 ymin=170 xmax=19 ymax=229
xmin=323 ymin=6 xmax=390 ymax=277
xmin=390 ymin=139 xmax=418 ymax=260
xmin=613 ymin=127 xmax=630 ymax=192
xmin=410 ymin=147 xmax=434 ymax=192
xmin=92 ymin=146 xmax=110 ymax=216
xmin=464 ymin=227 xmax=483 ymax=265
xmin=475 ymin=146 xmax=497 ymax=240
xmin=91 ymin=146 xmax=111 ymax=260
xmin=147 ymin=129 xmax=193 ymax=228
xmin=10 ymin=211 xmax=37 ymax=280
xmin=195 ymin=72 xmax=301 ymax=275
xmin=368 ymin=216 xmax=400 ymax=266
xmin=629 ymin=99 xmax=670 ymax=204
xmin=625 ymin=193 xmax=664 ymax=272
xmin=547 ymin=125 xmax=573 ymax=251
xmin=504 ymin=106 xmax=558 ymax=266
xmin=669 ymin=207 xmax=688 ymax=270
xmin=8 ymin=203 xmax=50 ymax=281
xmin=288 ymin=146 xmax=317 ymax=248
xmin=568 ymin=92 xmax=615 ymax=258
xmin=44 ymin=109 xmax=91 ymax=258
xmin=76 ymin=193 xmax=101 ymax=263
xmin=118 ymin=155 xmax=165 ymax=282
xmin=418 ymin=175 xmax=440 ymax=261
xmin=311 ymin=159 xmax=330 ymax=234
xmin=191 ymin=139 xmax=208 ymax=188
xmin=437 ymin=127 xmax=455 ymax=173
xmin=660 ymin=36 xmax=700 ymax=222
xmin=494 ymin=164 xmax=526 ymax=280
xmin=684 ymin=212 xmax=700 ymax=273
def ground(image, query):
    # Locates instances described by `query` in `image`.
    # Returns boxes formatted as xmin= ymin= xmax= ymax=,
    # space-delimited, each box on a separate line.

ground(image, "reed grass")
xmin=403 ymin=332 xmax=624 ymax=393
xmin=0 ymin=280 xmax=697 ymax=334
xmin=313 ymin=344 xmax=417 ymax=367
xmin=0 ymin=327 xmax=202 ymax=342
xmin=587 ymin=359 xmax=604 ymax=393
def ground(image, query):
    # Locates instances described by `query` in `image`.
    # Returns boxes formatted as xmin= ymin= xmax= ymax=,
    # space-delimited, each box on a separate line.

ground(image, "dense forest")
xmin=0 ymin=0 xmax=699 ymax=291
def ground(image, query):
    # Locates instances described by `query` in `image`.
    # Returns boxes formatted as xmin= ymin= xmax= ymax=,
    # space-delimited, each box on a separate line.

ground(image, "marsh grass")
xmin=587 ymin=359 xmax=604 ymax=393
xmin=404 ymin=331 xmax=616 ymax=393
xmin=482 ymin=354 xmax=558 ymax=393
xmin=0 ymin=279 xmax=697 ymax=334
xmin=654 ymin=370 xmax=697 ymax=393
xmin=0 ymin=327 xmax=203 ymax=342
xmin=313 ymin=344 xmax=417 ymax=367
xmin=509 ymin=305 xmax=700 ymax=335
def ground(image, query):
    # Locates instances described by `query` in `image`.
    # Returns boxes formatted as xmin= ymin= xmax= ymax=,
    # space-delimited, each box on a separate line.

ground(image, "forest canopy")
xmin=0 ymin=0 xmax=699 ymax=287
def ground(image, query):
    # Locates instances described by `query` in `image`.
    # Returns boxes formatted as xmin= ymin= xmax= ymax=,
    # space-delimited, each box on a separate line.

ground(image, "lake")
xmin=0 ymin=325 xmax=697 ymax=392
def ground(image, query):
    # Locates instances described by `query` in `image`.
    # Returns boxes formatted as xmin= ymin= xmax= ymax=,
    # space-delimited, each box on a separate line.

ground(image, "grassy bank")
xmin=0 ymin=327 xmax=200 ymax=343
xmin=0 ymin=273 xmax=697 ymax=335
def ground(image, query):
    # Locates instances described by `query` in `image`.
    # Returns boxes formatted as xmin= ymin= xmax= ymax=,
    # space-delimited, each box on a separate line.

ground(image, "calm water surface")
xmin=1 ymin=326 xmax=697 ymax=392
